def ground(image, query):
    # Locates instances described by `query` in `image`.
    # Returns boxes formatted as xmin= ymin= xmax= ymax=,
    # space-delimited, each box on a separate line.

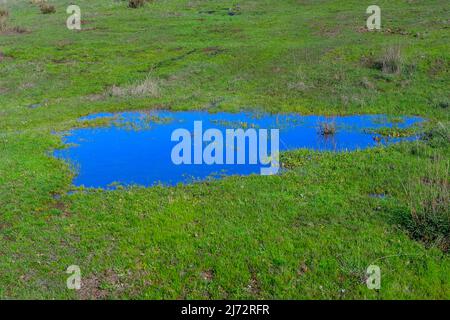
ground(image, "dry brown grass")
xmin=379 ymin=45 xmax=403 ymax=74
xmin=109 ymin=76 xmax=161 ymax=98
xmin=0 ymin=9 xmax=9 ymax=32
xmin=361 ymin=45 xmax=404 ymax=75
xmin=128 ymin=0 xmax=147 ymax=8
xmin=39 ymin=3 xmax=56 ymax=14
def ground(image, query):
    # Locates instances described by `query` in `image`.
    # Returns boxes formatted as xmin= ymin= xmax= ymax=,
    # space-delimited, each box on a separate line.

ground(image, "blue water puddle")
xmin=54 ymin=111 xmax=423 ymax=189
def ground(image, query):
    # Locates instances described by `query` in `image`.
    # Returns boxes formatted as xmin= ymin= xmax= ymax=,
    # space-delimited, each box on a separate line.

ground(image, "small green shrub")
xmin=422 ymin=122 xmax=450 ymax=148
xmin=438 ymin=101 xmax=449 ymax=109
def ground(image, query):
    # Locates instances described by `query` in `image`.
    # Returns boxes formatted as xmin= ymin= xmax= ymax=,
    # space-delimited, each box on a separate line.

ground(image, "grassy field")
xmin=0 ymin=0 xmax=449 ymax=299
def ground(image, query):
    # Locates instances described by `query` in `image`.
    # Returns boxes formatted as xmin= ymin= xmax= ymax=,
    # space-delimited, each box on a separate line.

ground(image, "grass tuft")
xmin=109 ymin=76 xmax=160 ymax=98
xmin=128 ymin=0 xmax=146 ymax=9
xmin=423 ymin=122 xmax=450 ymax=148
xmin=402 ymin=156 xmax=449 ymax=252
xmin=318 ymin=121 xmax=337 ymax=136
xmin=0 ymin=9 xmax=8 ymax=32
xmin=378 ymin=45 xmax=403 ymax=74
xmin=39 ymin=3 xmax=56 ymax=14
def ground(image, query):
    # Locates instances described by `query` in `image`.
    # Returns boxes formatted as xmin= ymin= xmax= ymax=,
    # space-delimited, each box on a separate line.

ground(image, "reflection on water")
xmin=54 ymin=111 xmax=423 ymax=188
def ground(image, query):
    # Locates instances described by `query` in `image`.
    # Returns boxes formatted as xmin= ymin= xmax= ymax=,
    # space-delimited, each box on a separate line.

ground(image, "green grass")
xmin=0 ymin=0 xmax=449 ymax=299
